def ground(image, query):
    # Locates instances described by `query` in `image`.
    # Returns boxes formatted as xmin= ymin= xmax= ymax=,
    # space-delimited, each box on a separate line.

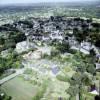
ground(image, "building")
xmin=50 ymin=30 xmax=63 ymax=40
xmin=15 ymin=41 xmax=35 ymax=53
xmin=95 ymin=63 xmax=100 ymax=70
xmin=32 ymin=33 xmax=43 ymax=41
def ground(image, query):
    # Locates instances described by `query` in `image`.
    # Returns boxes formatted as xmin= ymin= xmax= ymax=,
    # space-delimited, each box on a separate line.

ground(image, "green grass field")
xmin=1 ymin=76 xmax=38 ymax=100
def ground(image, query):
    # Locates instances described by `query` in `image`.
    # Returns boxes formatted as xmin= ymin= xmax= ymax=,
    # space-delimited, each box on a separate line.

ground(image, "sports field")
xmin=1 ymin=76 xmax=38 ymax=100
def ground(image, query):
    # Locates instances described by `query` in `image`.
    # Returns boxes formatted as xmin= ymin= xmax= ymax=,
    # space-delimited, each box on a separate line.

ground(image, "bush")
xmin=86 ymin=64 xmax=96 ymax=74
xmin=69 ymin=49 xmax=77 ymax=54
xmin=56 ymin=75 xmax=69 ymax=82
xmin=51 ymin=50 xmax=60 ymax=57
xmin=42 ymin=53 xmax=49 ymax=59
xmin=0 ymin=37 xmax=5 ymax=45
xmin=24 ymin=69 xmax=32 ymax=74
xmin=66 ymin=86 xmax=79 ymax=97
xmin=56 ymin=42 xmax=70 ymax=53
xmin=95 ymin=95 xmax=100 ymax=100
xmin=4 ymin=39 xmax=16 ymax=49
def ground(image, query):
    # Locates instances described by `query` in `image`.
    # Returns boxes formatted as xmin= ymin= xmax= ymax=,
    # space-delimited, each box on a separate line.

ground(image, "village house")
xmin=42 ymin=34 xmax=50 ymax=42
xmin=95 ymin=63 xmax=100 ymax=70
xmin=33 ymin=21 xmax=40 ymax=29
xmin=15 ymin=41 xmax=35 ymax=53
xmin=32 ymin=33 xmax=43 ymax=41
xmin=95 ymin=54 xmax=100 ymax=70
xmin=44 ymin=23 xmax=56 ymax=32
xmin=50 ymin=30 xmax=64 ymax=40
xmin=81 ymin=42 xmax=92 ymax=51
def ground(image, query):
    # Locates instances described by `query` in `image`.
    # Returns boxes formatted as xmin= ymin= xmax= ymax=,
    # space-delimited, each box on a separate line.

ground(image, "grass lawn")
xmin=1 ymin=76 xmax=38 ymax=100
xmin=43 ymin=79 xmax=70 ymax=100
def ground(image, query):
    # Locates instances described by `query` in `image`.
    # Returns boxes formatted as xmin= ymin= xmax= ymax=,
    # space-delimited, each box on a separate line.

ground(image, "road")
xmin=0 ymin=69 xmax=25 ymax=85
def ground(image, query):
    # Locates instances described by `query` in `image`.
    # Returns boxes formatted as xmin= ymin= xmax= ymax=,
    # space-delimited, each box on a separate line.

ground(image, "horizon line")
xmin=0 ymin=1 xmax=99 ymax=6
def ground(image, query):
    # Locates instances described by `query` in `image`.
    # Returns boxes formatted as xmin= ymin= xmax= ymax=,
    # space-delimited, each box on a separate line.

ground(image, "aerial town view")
xmin=0 ymin=0 xmax=100 ymax=100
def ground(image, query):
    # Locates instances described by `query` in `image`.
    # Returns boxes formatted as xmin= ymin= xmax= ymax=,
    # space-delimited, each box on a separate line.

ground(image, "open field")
xmin=1 ymin=76 xmax=38 ymax=100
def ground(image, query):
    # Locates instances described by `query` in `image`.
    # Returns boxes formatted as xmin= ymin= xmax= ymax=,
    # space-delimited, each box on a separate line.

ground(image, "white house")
xmin=42 ymin=35 xmax=50 ymax=41
xmin=1 ymin=50 xmax=9 ymax=58
xmin=96 ymin=54 xmax=100 ymax=62
xmin=81 ymin=42 xmax=92 ymax=51
xmin=32 ymin=34 xmax=43 ymax=41
xmin=95 ymin=63 xmax=100 ymax=70
xmin=44 ymin=24 xmax=56 ymax=32
xmin=15 ymin=41 xmax=35 ymax=53
xmin=50 ymin=30 xmax=63 ymax=40
xmin=67 ymin=30 xmax=73 ymax=35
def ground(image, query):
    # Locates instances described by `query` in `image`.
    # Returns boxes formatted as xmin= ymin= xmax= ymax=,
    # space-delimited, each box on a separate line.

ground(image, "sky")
xmin=0 ymin=0 xmax=98 ymax=5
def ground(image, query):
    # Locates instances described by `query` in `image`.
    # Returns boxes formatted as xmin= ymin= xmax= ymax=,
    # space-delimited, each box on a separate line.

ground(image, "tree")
xmin=51 ymin=49 xmax=60 ymax=57
xmin=4 ymin=39 xmax=16 ymax=49
xmin=0 ymin=37 xmax=5 ymax=45
xmin=66 ymin=85 xmax=79 ymax=98
xmin=95 ymin=95 xmax=100 ymax=100
xmin=68 ymin=72 xmax=92 ymax=100
xmin=67 ymin=53 xmax=95 ymax=99
xmin=73 ymin=28 xmax=86 ymax=49
xmin=0 ymin=56 xmax=7 ymax=75
xmin=14 ymin=33 xmax=26 ymax=43
xmin=50 ymin=16 xmax=54 ymax=21
xmin=87 ymin=18 xmax=92 ymax=23
xmin=89 ymin=32 xmax=100 ymax=47
xmin=86 ymin=64 xmax=96 ymax=75
xmin=56 ymin=41 xmax=70 ymax=53
xmin=89 ymin=48 xmax=96 ymax=57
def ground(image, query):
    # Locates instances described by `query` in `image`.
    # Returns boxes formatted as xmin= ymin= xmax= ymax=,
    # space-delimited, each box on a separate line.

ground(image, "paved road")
xmin=0 ymin=69 xmax=25 ymax=85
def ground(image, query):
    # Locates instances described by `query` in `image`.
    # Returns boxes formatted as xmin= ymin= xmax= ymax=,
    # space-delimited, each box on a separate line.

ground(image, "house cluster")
xmin=12 ymin=16 xmax=100 ymax=55
xmin=1 ymin=16 xmax=98 ymax=58
xmin=13 ymin=16 xmax=93 ymax=43
xmin=0 ymin=16 xmax=99 ymax=56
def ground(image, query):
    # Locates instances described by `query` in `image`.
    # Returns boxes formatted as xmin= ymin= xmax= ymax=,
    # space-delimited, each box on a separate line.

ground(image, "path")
xmin=0 ymin=69 xmax=25 ymax=85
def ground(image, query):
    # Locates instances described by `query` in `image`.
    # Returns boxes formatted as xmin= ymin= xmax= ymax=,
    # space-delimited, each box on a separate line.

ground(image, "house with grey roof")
xmin=50 ymin=30 xmax=64 ymax=40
